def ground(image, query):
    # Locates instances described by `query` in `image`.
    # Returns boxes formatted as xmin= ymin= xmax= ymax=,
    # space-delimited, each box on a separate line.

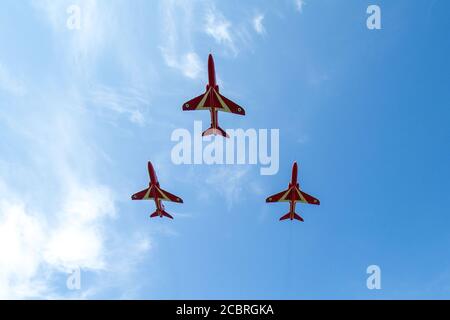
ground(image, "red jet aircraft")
xmin=266 ymin=162 xmax=320 ymax=222
xmin=131 ymin=161 xmax=183 ymax=219
xmin=182 ymin=54 xmax=245 ymax=138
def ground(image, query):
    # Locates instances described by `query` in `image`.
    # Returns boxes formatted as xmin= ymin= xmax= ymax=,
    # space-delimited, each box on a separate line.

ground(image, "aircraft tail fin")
xmin=202 ymin=126 xmax=229 ymax=138
xmin=150 ymin=210 xmax=174 ymax=219
xmin=280 ymin=212 xmax=304 ymax=222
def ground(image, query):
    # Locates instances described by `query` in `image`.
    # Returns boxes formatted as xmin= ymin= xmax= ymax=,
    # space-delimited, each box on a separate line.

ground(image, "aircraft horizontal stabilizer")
xmin=279 ymin=213 xmax=291 ymax=221
xmin=279 ymin=212 xmax=304 ymax=222
xmin=150 ymin=210 xmax=174 ymax=219
xmin=202 ymin=126 xmax=229 ymax=138
xmin=150 ymin=211 xmax=159 ymax=218
xmin=162 ymin=211 xmax=174 ymax=219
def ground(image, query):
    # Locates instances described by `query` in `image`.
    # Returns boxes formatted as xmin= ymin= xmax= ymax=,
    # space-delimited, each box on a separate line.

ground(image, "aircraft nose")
xmin=208 ymin=54 xmax=214 ymax=65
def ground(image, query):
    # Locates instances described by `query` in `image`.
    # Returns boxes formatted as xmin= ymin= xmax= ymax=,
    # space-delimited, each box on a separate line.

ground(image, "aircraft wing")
xmin=156 ymin=186 xmax=184 ymax=203
xmin=214 ymin=91 xmax=246 ymax=115
xmin=266 ymin=189 xmax=291 ymax=203
xmin=182 ymin=89 xmax=210 ymax=111
xmin=298 ymin=190 xmax=320 ymax=205
xmin=131 ymin=187 xmax=153 ymax=200
xmin=182 ymin=88 xmax=245 ymax=116
xmin=267 ymin=188 xmax=320 ymax=205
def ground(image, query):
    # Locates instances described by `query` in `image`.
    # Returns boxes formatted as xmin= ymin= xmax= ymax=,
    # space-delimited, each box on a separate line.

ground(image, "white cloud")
xmin=0 ymin=0 xmax=166 ymax=300
xmin=204 ymin=7 xmax=236 ymax=55
xmin=44 ymin=184 xmax=116 ymax=271
xmin=0 ymin=87 xmax=142 ymax=298
xmin=133 ymin=234 xmax=152 ymax=253
xmin=0 ymin=161 xmax=118 ymax=299
xmin=203 ymin=5 xmax=260 ymax=56
xmin=159 ymin=0 xmax=203 ymax=79
xmin=0 ymin=164 xmax=119 ymax=298
xmin=205 ymin=167 xmax=250 ymax=210
xmin=0 ymin=80 xmax=142 ymax=299
xmin=295 ymin=0 xmax=305 ymax=13
xmin=89 ymin=85 xmax=150 ymax=126
xmin=32 ymin=0 xmax=116 ymax=74
xmin=0 ymin=199 xmax=46 ymax=299
xmin=45 ymin=225 xmax=104 ymax=270
xmin=252 ymin=14 xmax=266 ymax=35
xmin=161 ymin=49 xmax=203 ymax=79
xmin=160 ymin=2 xmax=258 ymax=64
xmin=179 ymin=52 xmax=203 ymax=79
xmin=31 ymin=0 xmax=153 ymax=128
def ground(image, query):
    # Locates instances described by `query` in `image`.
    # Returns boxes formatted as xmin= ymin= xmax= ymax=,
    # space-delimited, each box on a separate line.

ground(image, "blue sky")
xmin=0 ymin=0 xmax=449 ymax=299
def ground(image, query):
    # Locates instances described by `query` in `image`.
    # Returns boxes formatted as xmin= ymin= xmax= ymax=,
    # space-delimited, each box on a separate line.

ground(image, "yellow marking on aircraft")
xmin=214 ymin=90 xmax=232 ymax=113
xmin=195 ymin=88 xmax=211 ymax=110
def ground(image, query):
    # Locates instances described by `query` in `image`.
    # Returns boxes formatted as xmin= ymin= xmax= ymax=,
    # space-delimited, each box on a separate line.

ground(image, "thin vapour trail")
xmin=282 ymin=222 xmax=295 ymax=297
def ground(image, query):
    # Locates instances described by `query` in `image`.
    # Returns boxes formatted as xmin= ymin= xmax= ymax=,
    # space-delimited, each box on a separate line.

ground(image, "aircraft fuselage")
xmin=208 ymin=54 xmax=217 ymax=88
xmin=207 ymin=54 xmax=219 ymax=130
xmin=287 ymin=162 xmax=300 ymax=220
xmin=147 ymin=162 xmax=165 ymax=217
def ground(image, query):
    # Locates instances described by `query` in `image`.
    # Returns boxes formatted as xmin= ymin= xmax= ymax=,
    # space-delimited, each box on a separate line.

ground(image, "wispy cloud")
xmin=295 ymin=0 xmax=305 ymax=13
xmin=0 ymin=171 xmax=117 ymax=298
xmin=204 ymin=4 xmax=263 ymax=56
xmin=205 ymin=166 xmax=251 ymax=210
xmin=0 ymin=1 xmax=155 ymax=298
xmin=34 ymin=1 xmax=161 ymax=128
xmin=252 ymin=13 xmax=266 ymax=35
xmin=159 ymin=0 xmax=203 ymax=79
xmin=0 ymin=90 xmax=119 ymax=298
xmin=161 ymin=49 xmax=203 ymax=79
xmin=43 ymin=184 xmax=117 ymax=271
xmin=0 ymin=81 xmax=159 ymax=298
xmin=89 ymin=85 xmax=150 ymax=126
xmin=32 ymin=0 xmax=113 ymax=70
xmin=204 ymin=6 xmax=237 ymax=55
xmin=160 ymin=1 xmax=261 ymax=62
xmin=0 ymin=196 xmax=46 ymax=298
